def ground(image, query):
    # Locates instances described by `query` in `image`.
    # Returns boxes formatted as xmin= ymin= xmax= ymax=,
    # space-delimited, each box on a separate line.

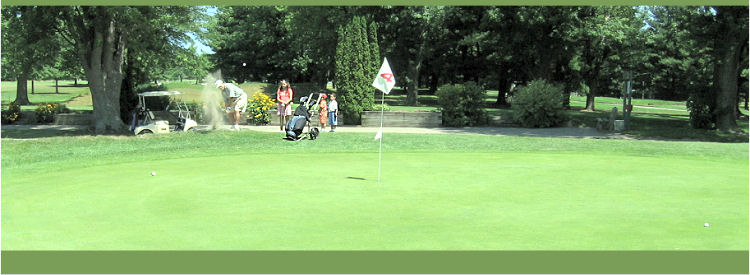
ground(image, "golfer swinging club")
xmin=215 ymin=80 xmax=248 ymax=131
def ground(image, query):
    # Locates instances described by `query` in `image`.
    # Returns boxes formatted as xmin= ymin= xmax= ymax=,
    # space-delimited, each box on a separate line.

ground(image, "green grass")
xmin=568 ymin=96 xmax=690 ymax=116
xmin=1 ymin=80 xmax=91 ymax=106
xmin=2 ymin=131 xmax=747 ymax=250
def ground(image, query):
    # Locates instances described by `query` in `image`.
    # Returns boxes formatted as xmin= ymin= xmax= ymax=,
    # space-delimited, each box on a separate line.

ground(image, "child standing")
xmin=328 ymin=93 xmax=338 ymax=132
xmin=319 ymin=93 xmax=328 ymax=131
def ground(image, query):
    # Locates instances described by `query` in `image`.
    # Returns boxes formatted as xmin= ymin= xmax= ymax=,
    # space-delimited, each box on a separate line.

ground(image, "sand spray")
xmin=201 ymin=71 xmax=227 ymax=129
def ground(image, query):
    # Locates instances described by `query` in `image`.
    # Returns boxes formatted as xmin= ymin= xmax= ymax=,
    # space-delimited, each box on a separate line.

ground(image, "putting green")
xmin=2 ymin=151 xmax=747 ymax=250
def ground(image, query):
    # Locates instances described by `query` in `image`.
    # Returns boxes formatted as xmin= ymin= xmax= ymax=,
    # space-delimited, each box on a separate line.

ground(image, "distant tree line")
xmin=209 ymin=6 xmax=748 ymax=130
xmin=2 ymin=6 xmax=747 ymax=132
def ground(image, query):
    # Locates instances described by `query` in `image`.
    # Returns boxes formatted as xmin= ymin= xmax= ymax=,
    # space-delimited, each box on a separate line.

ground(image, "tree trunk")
xmin=585 ymin=79 xmax=598 ymax=111
xmin=495 ymin=74 xmax=511 ymax=107
xmin=406 ymin=31 xmax=427 ymax=106
xmin=429 ymin=73 xmax=438 ymax=94
xmin=31 ymin=80 xmax=35 ymax=94
xmin=406 ymin=61 xmax=420 ymax=106
xmin=585 ymin=94 xmax=596 ymax=111
xmin=562 ymin=90 xmax=571 ymax=110
xmin=76 ymin=10 xmax=128 ymax=133
xmin=55 ymin=79 xmax=59 ymax=93
xmin=714 ymin=47 xmax=740 ymax=130
xmin=15 ymin=75 xmax=31 ymax=105
xmin=713 ymin=7 xmax=747 ymax=131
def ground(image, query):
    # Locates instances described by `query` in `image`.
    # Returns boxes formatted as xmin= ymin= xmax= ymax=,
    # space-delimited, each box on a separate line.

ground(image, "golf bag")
xmin=284 ymin=100 xmax=319 ymax=141
xmin=285 ymin=115 xmax=307 ymax=139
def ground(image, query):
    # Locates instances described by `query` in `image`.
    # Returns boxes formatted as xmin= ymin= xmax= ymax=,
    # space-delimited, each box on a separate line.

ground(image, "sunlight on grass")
xmin=1 ymin=131 xmax=747 ymax=250
xmin=1 ymin=80 xmax=90 ymax=105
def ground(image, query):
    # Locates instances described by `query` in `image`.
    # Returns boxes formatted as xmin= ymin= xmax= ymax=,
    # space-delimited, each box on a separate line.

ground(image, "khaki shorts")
xmin=231 ymin=93 xmax=248 ymax=112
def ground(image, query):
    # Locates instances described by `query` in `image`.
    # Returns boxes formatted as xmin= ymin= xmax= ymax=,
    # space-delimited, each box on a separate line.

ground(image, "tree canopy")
xmin=3 ymin=5 xmax=747 ymax=131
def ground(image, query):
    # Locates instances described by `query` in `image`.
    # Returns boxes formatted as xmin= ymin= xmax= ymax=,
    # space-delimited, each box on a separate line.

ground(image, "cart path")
xmin=1 ymin=124 xmax=629 ymax=139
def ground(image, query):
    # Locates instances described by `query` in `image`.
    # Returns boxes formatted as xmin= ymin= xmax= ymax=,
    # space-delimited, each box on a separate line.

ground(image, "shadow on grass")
xmin=626 ymin=116 xmax=749 ymax=143
xmin=1 ymin=128 xmax=94 ymax=139
xmin=565 ymin=107 xmax=748 ymax=143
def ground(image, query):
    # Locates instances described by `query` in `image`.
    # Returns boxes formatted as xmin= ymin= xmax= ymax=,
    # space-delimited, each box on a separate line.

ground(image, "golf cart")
xmin=130 ymin=91 xmax=198 ymax=135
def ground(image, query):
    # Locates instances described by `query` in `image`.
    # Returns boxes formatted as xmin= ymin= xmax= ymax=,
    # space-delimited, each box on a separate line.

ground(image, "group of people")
xmin=215 ymin=79 xmax=338 ymax=132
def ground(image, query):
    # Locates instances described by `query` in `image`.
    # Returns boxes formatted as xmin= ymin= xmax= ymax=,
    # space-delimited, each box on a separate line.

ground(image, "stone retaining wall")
xmin=54 ymin=113 xmax=92 ymax=125
xmin=361 ymin=111 xmax=442 ymax=127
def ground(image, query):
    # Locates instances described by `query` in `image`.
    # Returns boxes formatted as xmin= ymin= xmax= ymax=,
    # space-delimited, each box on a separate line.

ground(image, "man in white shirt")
xmin=216 ymin=80 xmax=248 ymax=130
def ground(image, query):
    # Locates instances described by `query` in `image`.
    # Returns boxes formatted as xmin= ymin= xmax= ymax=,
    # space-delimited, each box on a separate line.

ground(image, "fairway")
xmin=1 ymin=131 xmax=748 ymax=250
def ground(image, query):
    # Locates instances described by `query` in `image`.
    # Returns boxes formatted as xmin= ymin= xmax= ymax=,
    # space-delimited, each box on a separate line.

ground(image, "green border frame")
xmin=1 ymin=0 xmax=748 ymax=273
xmin=2 ymin=251 xmax=749 ymax=273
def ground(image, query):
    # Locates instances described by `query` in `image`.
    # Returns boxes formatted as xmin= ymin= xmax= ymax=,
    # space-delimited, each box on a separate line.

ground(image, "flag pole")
xmin=378 ymin=90 xmax=385 ymax=183
xmin=373 ymin=57 xmax=394 ymax=183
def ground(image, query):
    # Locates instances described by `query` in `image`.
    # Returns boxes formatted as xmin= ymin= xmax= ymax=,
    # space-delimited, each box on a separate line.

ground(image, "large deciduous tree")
xmin=59 ymin=7 xmax=128 ymax=132
xmin=52 ymin=6 xmax=200 ymax=133
xmin=711 ymin=6 xmax=748 ymax=131
xmin=676 ymin=6 xmax=748 ymax=130
xmin=379 ymin=6 xmax=443 ymax=106
xmin=1 ymin=6 xmax=58 ymax=105
xmin=573 ymin=6 xmax=640 ymax=111
xmin=208 ymin=6 xmax=292 ymax=83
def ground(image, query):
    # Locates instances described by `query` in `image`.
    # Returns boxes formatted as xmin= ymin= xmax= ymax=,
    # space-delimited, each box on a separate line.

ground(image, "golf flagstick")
xmin=372 ymin=57 xmax=395 ymax=183
xmin=378 ymin=91 xmax=385 ymax=182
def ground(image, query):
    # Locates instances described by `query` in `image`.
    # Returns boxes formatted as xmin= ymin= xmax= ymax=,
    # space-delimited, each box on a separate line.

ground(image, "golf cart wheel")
xmin=137 ymin=129 xmax=153 ymax=135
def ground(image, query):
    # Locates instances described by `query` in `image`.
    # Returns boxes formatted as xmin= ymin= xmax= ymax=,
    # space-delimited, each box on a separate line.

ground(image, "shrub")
xmin=686 ymin=90 xmax=714 ymax=129
xmin=35 ymin=103 xmax=69 ymax=123
xmin=246 ymin=92 xmax=276 ymax=125
xmin=436 ymin=82 xmax=488 ymax=127
xmin=2 ymin=101 xmax=22 ymax=124
xmin=511 ymin=79 xmax=567 ymax=128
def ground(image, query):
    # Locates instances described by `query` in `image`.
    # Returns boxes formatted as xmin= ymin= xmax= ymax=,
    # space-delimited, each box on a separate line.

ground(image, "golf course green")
xmin=1 ymin=130 xmax=747 ymax=250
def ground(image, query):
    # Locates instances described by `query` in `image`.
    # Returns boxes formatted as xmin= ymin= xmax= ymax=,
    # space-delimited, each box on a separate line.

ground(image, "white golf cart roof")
xmin=139 ymin=91 xmax=183 ymax=96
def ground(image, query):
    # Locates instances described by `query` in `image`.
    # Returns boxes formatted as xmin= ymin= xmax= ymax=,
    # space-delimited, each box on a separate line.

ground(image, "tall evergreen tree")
xmin=335 ymin=16 xmax=378 ymax=124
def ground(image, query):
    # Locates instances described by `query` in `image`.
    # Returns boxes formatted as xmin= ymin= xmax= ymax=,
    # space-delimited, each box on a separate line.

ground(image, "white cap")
xmin=215 ymin=80 xmax=224 ymax=89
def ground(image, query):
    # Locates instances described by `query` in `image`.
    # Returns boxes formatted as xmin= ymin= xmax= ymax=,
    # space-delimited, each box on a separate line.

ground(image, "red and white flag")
xmin=372 ymin=58 xmax=396 ymax=94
